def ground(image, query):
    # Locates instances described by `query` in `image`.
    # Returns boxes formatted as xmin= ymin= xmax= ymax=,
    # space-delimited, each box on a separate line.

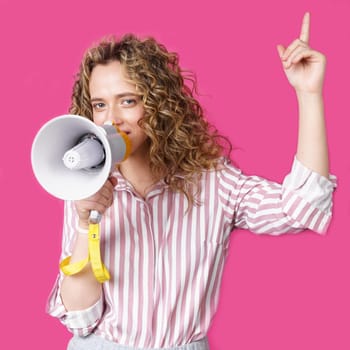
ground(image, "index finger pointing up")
xmin=300 ymin=12 xmax=310 ymax=43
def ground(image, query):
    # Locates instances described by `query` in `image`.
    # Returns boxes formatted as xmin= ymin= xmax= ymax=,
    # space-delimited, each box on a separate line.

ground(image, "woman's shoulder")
xmin=205 ymin=156 xmax=241 ymax=174
xmin=200 ymin=157 xmax=242 ymax=185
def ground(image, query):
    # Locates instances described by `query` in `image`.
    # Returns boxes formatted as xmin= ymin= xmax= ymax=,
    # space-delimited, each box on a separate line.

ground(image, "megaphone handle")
xmin=89 ymin=210 xmax=102 ymax=224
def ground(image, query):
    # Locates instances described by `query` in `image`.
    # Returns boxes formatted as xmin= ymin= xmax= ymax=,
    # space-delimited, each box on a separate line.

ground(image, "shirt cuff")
xmin=282 ymin=157 xmax=337 ymax=234
xmin=62 ymin=296 xmax=104 ymax=332
xmin=46 ymin=274 xmax=104 ymax=335
xmin=46 ymin=275 xmax=66 ymax=319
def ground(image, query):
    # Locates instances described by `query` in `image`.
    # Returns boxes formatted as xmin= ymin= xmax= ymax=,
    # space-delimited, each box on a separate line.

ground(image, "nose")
xmin=106 ymin=108 xmax=123 ymax=126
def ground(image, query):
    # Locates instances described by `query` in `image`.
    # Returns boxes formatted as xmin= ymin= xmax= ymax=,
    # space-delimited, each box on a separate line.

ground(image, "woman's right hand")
xmin=75 ymin=176 xmax=118 ymax=229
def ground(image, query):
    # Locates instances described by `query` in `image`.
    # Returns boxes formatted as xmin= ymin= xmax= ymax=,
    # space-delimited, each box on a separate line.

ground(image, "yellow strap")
xmin=88 ymin=224 xmax=110 ymax=283
xmin=59 ymin=223 xmax=110 ymax=283
xmin=60 ymin=256 xmax=89 ymax=275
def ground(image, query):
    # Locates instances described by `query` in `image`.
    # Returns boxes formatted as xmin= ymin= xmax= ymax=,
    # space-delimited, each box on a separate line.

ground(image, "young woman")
xmin=47 ymin=12 xmax=335 ymax=350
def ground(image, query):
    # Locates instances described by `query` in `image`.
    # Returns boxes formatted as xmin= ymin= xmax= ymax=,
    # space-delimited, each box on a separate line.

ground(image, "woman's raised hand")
xmin=277 ymin=12 xmax=326 ymax=94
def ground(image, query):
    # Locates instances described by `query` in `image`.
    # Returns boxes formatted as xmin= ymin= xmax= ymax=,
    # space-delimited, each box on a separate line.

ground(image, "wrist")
xmin=77 ymin=220 xmax=89 ymax=234
xmin=295 ymin=89 xmax=323 ymax=99
xmin=76 ymin=226 xmax=89 ymax=235
xmin=296 ymin=90 xmax=324 ymax=107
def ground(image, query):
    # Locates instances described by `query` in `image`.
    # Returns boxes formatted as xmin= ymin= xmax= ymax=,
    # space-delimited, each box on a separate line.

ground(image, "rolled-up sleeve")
xmin=219 ymin=157 xmax=336 ymax=235
xmin=46 ymin=200 xmax=105 ymax=336
xmin=281 ymin=157 xmax=336 ymax=234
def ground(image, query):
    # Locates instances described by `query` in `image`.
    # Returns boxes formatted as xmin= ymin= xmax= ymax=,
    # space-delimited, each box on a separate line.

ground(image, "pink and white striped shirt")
xmin=47 ymin=157 xmax=336 ymax=348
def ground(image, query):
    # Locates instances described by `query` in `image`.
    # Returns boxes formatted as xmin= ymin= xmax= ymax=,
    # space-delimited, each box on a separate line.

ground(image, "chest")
xmin=103 ymin=187 xmax=232 ymax=250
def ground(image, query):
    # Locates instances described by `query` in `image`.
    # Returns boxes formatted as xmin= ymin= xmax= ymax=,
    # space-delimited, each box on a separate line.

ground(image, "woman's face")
xmin=89 ymin=60 xmax=148 ymax=158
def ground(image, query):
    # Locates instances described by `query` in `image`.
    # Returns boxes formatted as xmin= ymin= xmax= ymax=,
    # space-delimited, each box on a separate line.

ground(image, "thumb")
xmin=276 ymin=44 xmax=286 ymax=59
xmin=108 ymin=175 xmax=118 ymax=187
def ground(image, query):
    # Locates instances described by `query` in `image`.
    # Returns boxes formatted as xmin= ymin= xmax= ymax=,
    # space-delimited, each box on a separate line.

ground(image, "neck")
xmin=118 ymin=149 xmax=157 ymax=198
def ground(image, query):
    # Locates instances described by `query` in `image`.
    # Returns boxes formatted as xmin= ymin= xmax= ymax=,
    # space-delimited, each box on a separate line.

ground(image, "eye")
xmin=121 ymin=98 xmax=137 ymax=107
xmin=92 ymin=102 xmax=106 ymax=110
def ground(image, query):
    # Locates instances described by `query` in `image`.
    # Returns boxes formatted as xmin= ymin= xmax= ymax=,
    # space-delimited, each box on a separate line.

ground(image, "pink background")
xmin=1 ymin=0 xmax=349 ymax=349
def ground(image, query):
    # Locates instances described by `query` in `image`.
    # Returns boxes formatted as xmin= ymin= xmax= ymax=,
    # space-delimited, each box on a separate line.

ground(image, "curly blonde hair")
xmin=70 ymin=34 xmax=232 ymax=205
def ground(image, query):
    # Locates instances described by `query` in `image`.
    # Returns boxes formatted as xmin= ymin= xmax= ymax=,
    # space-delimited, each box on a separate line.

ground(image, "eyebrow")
xmin=90 ymin=93 xmax=140 ymax=102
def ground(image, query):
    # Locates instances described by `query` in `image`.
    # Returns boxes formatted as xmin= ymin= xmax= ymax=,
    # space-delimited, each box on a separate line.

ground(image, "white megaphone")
xmin=31 ymin=115 xmax=131 ymax=221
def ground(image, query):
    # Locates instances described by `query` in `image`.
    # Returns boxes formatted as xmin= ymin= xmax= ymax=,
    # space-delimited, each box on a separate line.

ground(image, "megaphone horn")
xmin=31 ymin=114 xmax=131 ymax=203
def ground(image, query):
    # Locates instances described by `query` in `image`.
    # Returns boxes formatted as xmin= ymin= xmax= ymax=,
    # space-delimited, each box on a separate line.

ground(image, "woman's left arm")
xmin=277 ymin=12 xmax=329 ymax=178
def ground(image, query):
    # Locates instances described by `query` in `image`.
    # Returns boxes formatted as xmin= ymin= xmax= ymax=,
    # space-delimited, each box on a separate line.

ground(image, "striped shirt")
xmin=47 ymin=157 xmax=336 ymax=348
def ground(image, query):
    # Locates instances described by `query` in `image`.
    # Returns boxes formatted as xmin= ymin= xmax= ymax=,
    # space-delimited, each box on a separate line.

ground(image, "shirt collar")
xmin=111 ymin=168 xmax=170 ymax=199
